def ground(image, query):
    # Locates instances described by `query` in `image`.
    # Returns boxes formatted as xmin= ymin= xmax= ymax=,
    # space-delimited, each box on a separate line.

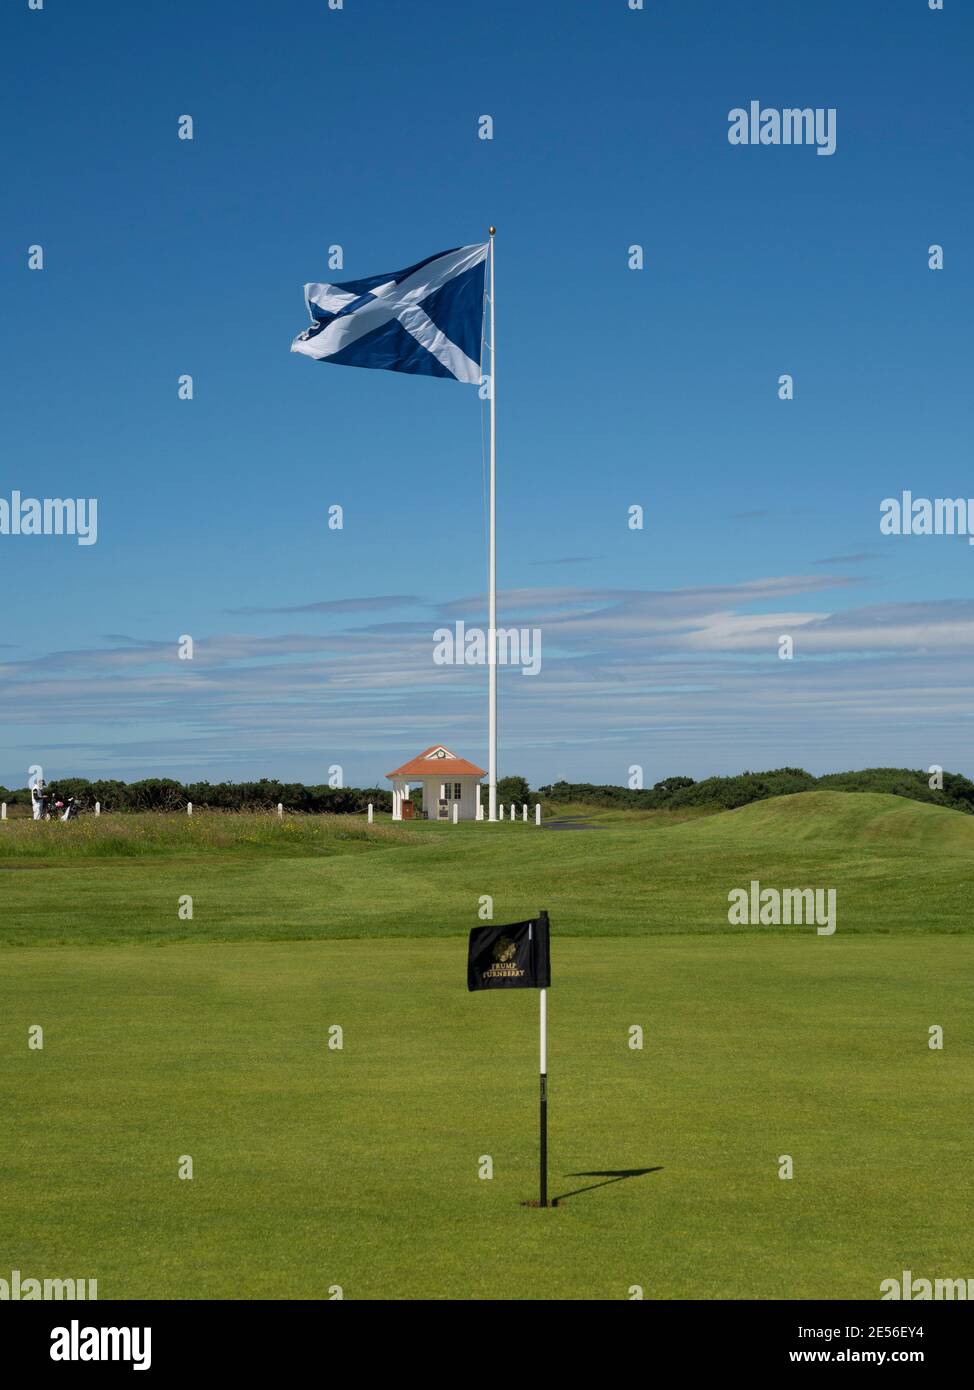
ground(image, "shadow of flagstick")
xmin=552 ymin=1167 xmax=662 ymax=1204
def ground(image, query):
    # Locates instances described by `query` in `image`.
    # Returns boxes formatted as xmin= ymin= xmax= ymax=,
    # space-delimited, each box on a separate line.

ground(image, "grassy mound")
xmin=675 ymin=789 xmax=974 ymax=854
xmin=1 ymin=792 xmax=970 ymax=945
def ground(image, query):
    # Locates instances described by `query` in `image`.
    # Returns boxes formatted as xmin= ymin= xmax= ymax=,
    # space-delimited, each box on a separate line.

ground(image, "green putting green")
xmin=1 ymin=793 xmax=970 ymax=1298
xmin=1 ymin=936 xmax=970 ymax=1299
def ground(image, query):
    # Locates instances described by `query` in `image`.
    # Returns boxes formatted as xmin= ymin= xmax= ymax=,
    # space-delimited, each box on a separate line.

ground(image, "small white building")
xmin=387 ymin=745 xmax=486 ymax=821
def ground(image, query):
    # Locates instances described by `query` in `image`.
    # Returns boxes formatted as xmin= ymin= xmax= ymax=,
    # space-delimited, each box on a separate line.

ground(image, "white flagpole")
xmin=487 ymin=227 xmax=498 ymax=822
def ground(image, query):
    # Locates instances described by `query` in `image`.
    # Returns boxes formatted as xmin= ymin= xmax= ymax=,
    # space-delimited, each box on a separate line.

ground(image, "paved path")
xmin=542 ymin=814 xmax=603 ymax=831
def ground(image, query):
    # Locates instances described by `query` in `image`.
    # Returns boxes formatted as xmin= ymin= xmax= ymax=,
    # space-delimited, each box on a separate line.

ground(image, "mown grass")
xmin=1 ymin=935 xmax=970 ymax=1299
xmin=1 ymin=792 xmax=971 ymax=946
xmin=2 ymin=791 xmax=971 ymax=1300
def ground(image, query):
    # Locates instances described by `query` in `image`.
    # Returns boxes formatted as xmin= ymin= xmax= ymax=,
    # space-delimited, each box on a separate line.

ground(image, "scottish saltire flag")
xmin=291 ymin=243 xmax=488 ymax=383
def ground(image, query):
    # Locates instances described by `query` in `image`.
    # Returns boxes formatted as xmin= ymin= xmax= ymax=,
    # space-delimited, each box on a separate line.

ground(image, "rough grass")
xmin=0 ymin=811 xmax=414 ymax=859
xmin=1 ymin=792 xmax=971 ymax=946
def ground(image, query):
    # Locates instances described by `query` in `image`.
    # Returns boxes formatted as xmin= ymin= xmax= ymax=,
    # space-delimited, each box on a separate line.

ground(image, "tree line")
xmin=0 ymin=778 xmax=393 ymax=813
xmin=1 ymin=767 xmax=970 ymax=815
xmin=537 ymin=767 xmax=974 ymax=815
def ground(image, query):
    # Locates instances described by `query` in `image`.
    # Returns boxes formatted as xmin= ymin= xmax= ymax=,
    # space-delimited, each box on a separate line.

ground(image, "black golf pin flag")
xmin=468 ymin=911 xmax=552 ymax=1207
xmin=467 ymin=911 xmax=551 ymax=991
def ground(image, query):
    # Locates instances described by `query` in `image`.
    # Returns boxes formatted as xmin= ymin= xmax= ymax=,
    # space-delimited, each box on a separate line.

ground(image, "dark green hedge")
xmin=2 ymin=766 xmax=970 ymax=817
xmin=0 ymin=778 xmax=392 ymax=814
xmin=537 ymin=767 xmax=974 ymax=815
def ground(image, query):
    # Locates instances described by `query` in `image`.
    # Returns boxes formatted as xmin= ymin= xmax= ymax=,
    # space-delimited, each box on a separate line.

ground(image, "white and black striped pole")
xmin=535 ymin=908 xmax=550 ymax=1208
xmin=539 ymin=976 xmax=548 ymax=1208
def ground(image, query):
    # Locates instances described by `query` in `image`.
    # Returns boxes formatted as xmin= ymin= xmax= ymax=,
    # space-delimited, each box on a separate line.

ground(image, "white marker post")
xmin=452 ymin=803 xmax=459 ymax=824
xmin=277 ymin=803 xmax=283 ymax=819
xmin=367 ymin=803 xmax=373 ymax=824
xmin=95 ymin=802 xmax=100 ymax=816
xmin=187 ymin=802 xmax=193 ymax=817
xmin=1 ymin=803 xmax=6 ymax=821
xmin=535 ymin=804 xmax=541 ymax=826
xmin=522 ymin=804 xmax=527 ymax=821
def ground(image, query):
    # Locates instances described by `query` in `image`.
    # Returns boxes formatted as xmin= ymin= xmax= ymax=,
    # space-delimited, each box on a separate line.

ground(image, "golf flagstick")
xmin=534 ymin=908 xmax=550 ymax=1207
xmin=540 ymin=978 xmax=548 ymax=1208
xmin=467 ymin=910 xmax=551 ymax=1207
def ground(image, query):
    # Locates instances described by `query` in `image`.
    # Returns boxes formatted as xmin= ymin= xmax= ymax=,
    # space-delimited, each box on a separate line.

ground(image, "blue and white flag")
xmin=291 ymin=243 xmax=488 ymax=384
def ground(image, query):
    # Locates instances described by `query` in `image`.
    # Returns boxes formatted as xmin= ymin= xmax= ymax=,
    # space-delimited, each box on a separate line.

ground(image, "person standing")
xmin=31 ymin=778 xmax=46 ymax=821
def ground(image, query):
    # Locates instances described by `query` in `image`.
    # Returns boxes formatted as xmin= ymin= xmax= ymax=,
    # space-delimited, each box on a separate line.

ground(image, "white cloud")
xmin=2 ymin=580 xmax=972 ymax=783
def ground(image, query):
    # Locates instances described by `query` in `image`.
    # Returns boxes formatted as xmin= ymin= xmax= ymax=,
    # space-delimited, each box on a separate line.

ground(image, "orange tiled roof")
xmin=386 ymin=745 xmax=486 ymax=779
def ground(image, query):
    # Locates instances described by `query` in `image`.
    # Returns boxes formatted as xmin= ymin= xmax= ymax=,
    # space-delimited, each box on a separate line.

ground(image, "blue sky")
xmin=2 ymin=0 xmax=972 ymax=789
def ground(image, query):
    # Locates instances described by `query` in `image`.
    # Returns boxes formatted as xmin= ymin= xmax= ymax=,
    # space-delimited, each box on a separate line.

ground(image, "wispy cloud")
xmin=225 ymin=595 xmax=422 ymax=616
xmin=2 ymin=578 xmax=971 ymax=784
xmin=528 ymin=556 xmax=600 ymax=567
xmin=813 ymin=553 xmax=875 ymax=566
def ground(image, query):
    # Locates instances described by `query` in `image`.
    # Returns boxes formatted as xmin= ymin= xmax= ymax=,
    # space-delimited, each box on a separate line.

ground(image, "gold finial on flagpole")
xmin=489 ymin=226 xmax=496 ymax=236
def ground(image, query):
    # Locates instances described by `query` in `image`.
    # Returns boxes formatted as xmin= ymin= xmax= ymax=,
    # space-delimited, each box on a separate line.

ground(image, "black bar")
xmin=540 ymin=1071 xmax=548 ymax=1207
xmin=3 ymin=1299 xmax=971 ymax=1360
